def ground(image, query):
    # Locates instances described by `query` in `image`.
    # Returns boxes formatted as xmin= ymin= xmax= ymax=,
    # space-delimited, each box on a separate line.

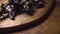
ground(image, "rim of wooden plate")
xmin=0 ymin=0 xmax=56 ymax=33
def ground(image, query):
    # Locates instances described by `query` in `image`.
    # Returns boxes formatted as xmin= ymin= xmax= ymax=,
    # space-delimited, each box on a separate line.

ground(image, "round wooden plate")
xmin=0 ymin=0 xmax=56 ymax=33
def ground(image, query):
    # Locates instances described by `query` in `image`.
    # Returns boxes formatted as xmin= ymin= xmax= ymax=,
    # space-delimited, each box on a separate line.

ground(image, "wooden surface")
xmin=12 ymin=3 xmax=60 ymax=34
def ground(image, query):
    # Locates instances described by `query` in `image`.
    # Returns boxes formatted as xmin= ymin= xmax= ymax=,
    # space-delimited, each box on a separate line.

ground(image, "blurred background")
xmin=56 ymin=0 xmax=60 ymax=3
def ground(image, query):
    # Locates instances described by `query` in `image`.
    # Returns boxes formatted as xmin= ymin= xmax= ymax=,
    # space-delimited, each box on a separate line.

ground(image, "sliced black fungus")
xmin=25 ymin=9 xmax=34 ymax=16
xmin=0 ymin=0 xmax=45 ymax=20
